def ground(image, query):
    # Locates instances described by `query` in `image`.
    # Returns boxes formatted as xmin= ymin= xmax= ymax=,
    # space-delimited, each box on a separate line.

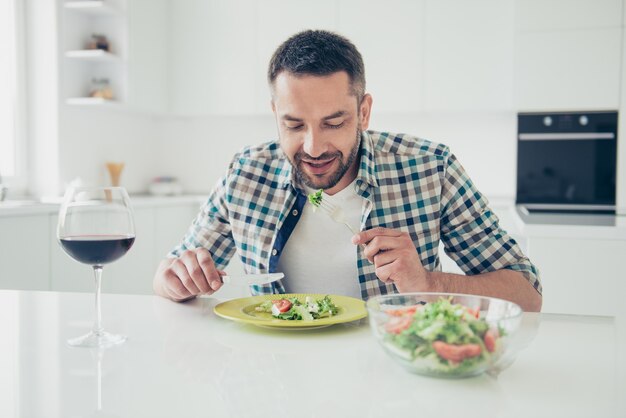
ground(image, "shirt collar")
xmin=356 ymin=130 xmax=379 ymax=189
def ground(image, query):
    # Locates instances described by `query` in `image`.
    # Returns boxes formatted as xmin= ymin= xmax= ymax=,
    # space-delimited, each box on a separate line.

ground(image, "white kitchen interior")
xmin=1 ymin=0 xmax=626 ymax=315
xmin=3 ymin=2 xmax=626 ymax=418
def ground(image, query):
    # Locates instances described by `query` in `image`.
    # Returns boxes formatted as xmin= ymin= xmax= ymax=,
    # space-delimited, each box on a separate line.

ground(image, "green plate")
xmin=214 ymin=293 xmax=368 ymax=329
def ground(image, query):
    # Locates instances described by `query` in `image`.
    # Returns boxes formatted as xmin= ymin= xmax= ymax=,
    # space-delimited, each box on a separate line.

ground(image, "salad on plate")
xmin=255 ymin=295 xmax=339 ymax=321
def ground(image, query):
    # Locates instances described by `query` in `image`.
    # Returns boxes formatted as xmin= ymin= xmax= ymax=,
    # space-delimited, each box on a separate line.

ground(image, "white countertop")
xmin=486 ymin=197 xmax=626 ymax=240
xmin=3 ymin=193 xmax=626 ymax=240
xmin=0 ymin=194 xmax=206 ymax=217
xmin=1 ymin=289 xmax=624 ymax=418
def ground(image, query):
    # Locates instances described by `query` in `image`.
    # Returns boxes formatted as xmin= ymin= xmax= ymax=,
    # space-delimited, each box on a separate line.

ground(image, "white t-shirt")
xmin=277 ymin=181 xmax=364 ymax=299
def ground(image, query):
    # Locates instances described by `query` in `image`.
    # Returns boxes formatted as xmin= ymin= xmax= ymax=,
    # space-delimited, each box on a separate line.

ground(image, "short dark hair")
xmin=268 ymin=30 xmax=365 ymax=100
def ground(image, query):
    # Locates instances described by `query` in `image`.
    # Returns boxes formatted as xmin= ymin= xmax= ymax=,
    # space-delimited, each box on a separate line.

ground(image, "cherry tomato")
xmin=385 ymin=316 xmax=413 ymax=334
xmin=272 ymin=299 xmax=292 ymax=313
xmin=386 ymin=306 xmax=420 ymax=317
xmin=484 ymin=328 xmax=499 ymax=353
xmin=432 ymin=341 xmax=482 ymax=362
xmin=465 ymin=307 xmax=480 ymax=319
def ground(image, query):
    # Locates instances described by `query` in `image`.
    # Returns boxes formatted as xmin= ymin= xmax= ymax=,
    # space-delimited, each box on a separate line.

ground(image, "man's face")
xmin=271 ymin=71 xmax=372 ymax=195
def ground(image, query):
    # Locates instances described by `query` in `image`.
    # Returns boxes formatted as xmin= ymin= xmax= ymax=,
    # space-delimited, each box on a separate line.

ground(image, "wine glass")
xmin=57 ymin=186 xmax=136 ymax=348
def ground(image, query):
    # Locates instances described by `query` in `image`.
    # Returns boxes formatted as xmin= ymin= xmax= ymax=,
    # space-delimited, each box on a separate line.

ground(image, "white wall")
xmin=149 ymin=111 xmax=517 ymax=198
xmin=369 ymin=111 xmax=518 ymax=198
xmin=154 ymin=114 xmax=277 ymax=194
xmin=57 ymin=107 xmax=163 ymax=193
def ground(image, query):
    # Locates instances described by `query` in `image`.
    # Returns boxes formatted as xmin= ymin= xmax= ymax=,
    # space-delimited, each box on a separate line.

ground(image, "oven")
xmin=516 ymin=111 xmax=618 ymax=214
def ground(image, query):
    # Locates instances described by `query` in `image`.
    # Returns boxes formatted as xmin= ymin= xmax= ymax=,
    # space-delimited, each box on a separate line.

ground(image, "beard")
xmin=292 ymin=128 xmax=362 ymax=190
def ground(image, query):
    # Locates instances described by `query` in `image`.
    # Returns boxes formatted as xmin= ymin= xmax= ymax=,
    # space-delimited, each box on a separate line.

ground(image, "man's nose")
xmin=302 ymin=128 xmax=327 ymax=158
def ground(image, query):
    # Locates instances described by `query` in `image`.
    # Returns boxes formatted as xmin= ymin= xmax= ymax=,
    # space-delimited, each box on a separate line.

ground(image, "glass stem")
xmin=92 ymin=265 xmax=104 ymax=336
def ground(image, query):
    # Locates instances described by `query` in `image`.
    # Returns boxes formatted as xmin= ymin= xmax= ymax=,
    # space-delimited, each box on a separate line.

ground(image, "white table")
xmin=1 ymin=289 xmax=624 ymax=418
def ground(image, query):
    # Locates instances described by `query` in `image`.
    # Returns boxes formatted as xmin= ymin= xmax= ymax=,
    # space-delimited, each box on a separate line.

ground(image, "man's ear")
xmin=359 ymin=94 xmax=373 ymax=130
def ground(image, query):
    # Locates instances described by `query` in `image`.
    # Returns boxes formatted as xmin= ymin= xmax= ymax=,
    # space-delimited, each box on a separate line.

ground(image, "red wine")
xmin=60 ymin=235 xmax=135 ymax=265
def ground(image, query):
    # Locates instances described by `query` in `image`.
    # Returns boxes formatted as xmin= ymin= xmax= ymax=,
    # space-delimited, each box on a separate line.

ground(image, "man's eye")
xmin=326 ymin=122 xmax=344 ymax=129
xmin=286 ymin=125 xmax=304 ymax=131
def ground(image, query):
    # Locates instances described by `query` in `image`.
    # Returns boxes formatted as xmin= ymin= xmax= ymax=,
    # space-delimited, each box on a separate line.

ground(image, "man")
xmin=153 ymin=30 xmax=542 ymax=312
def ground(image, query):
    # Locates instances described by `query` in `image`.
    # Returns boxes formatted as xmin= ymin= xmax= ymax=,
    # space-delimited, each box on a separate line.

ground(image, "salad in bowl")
xmin=367 ymin=293 xmax=522 ymax=378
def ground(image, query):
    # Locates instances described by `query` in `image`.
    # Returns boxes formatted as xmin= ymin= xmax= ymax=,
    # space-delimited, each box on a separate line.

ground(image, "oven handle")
xmin=518 ymin=133 xmax=615 ymax=141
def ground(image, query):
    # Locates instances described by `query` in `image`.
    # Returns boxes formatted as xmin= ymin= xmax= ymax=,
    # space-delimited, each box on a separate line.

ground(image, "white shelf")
xmin=65 ymin=49 xmax=120 ymax=62
xmin=65 ymin=97 xmax=118 ymax=106
xmin=64 ymin=1 xmax=120 ymax=16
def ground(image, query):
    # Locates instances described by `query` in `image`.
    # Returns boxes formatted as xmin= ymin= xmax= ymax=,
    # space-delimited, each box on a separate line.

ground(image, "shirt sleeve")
xmin=167 ymin=167 xmax=237 ymax=271
xmin=438 ymin=151 xmax=542 ymax=295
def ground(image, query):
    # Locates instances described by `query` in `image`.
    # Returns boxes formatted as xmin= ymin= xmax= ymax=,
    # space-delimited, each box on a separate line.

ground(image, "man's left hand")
xmin=352 ymin=227 xmax=428 ymax=292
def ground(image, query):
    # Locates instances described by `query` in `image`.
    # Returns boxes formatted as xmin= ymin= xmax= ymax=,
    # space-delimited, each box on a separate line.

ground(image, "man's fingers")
xmin=363 ymin=235 xmax=402 ymax=260
xmin=170 ymin=260 xmax=202 ymax=295
xmin=374 ymin=261 xmax=396 ymax=284
xmin=352 ymin=226 xmax=403 ymax=245
xmin=163 ymin=269 xmax=192 ymax=300
xmin=373 ymin=250 xmax=397 ymax=269
xmin=181 ymin=252 xmax=212 ymax=294
xmin=196 ymin=249 xmax=223 ymax=291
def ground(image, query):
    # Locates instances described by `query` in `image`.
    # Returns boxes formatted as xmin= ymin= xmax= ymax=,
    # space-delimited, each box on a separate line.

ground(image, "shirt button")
xmin=292 ymin=209 xmax=299 ymax=216
xmin=272 ymin=249 xmax=278 ymax=256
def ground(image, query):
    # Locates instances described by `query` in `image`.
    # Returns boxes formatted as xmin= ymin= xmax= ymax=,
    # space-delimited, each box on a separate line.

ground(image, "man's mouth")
xmin=301 ymin=158 xmax=336 ymax=175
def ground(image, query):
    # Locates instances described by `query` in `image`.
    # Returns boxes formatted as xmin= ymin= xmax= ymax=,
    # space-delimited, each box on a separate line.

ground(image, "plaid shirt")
xmin=170 ymin=130 xmax=541 ymax=299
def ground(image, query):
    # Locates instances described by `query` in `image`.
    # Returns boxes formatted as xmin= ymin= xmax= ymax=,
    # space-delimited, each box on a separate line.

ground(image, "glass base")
xmin=67 ymin=331 xmax=127 ymax=348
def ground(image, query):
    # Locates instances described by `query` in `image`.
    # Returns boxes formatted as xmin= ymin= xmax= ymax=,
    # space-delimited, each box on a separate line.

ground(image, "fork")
xmin=315 ymin=199 xmax=372 ymax=256
xmin=317 ymin=199 xmax=358 ymax=235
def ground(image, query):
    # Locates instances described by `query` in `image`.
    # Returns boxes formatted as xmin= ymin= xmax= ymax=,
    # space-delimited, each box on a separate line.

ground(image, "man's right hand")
xmin=153 ymin=248 xmax=224 ymax=302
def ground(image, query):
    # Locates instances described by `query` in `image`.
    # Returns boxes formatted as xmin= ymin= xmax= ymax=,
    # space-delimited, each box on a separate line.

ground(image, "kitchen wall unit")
xmin=422 ymin=0 xmax=515 ymax=111
xmin=7 ymin=199 xmax=625 ymax=318
xmin=167 ymin=0 xmax=625 ymax=116
xmin=0 ymin=214 xmax=50 ymax=291
xmin=49 ymin=207 xmax=155 ymax=294
xmin=127 ymin=0 xmax=169 ymax=113
xmin=61 ymin=0 xmax=128 ymax=105
xmin=60 ymin=0 xmax=170 ymax=111
xmin=0 ymin=198 xmax=202 ymax=295
xmin=168 ymin=0 xmax=519 ymax=115
xmin=337 ymin=0 xmax=425 ymax=113
xmin=514 ymin=0 xmax=623 ymax=110
xmin=169 ymin=0 xmax=260 ymax=115
xmin=527 ymin=236 xmax=626 ymax=317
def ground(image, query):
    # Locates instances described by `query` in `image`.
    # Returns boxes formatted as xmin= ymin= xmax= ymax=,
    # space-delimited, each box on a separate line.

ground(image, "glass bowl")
xmin=366 ymin=293 xmax=523 ymax=378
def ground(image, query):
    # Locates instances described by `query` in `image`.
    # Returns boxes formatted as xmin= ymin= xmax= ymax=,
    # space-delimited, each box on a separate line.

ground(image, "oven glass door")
xmin=516 ymin=138 xmax=616 ymax=205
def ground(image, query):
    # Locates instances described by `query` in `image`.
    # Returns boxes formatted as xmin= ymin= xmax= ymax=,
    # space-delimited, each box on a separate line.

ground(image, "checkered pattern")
xmin=170 ymin=131 xmax=542 ymax=299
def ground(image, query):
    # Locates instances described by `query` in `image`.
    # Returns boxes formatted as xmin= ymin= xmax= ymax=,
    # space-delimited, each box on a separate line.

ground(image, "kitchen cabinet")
xmin=515 ymin=0 xmax=622 ymax=31
xmin=165 ymin=0 xmax=625 ymax=115
xmin=169 ymin=0 xmax=258 ymax=115
xmin=338 ymin=0 xmax=425 ymax=113
xmin=127 ymin=0 xmax=169 ymax=113
xmin=50 ymin=208 xmax=156 ymax=294
xmin=0 ymin=199 xmax=204 ymax=295
xmin=50 ymin=203 xmax=204 ymax=295
xmin=526 ymin=236 xmax=626 ymax=317
xmin=0 ymin=214 xmax=50 ymax=290
xmin=61 ymin=0 xmax=170 ymax=112
xmin=423 ymin=0 xmax=515 ymax=111
xmin=514 ymin=0 xmax=622 ymax=110
xmin=61 ymin=0 xmax=128 ymax=106
xmin=255 ymin=0 xmax=337 ymax=113
xmin=515 ymin=29 xmax=622 ymax=110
